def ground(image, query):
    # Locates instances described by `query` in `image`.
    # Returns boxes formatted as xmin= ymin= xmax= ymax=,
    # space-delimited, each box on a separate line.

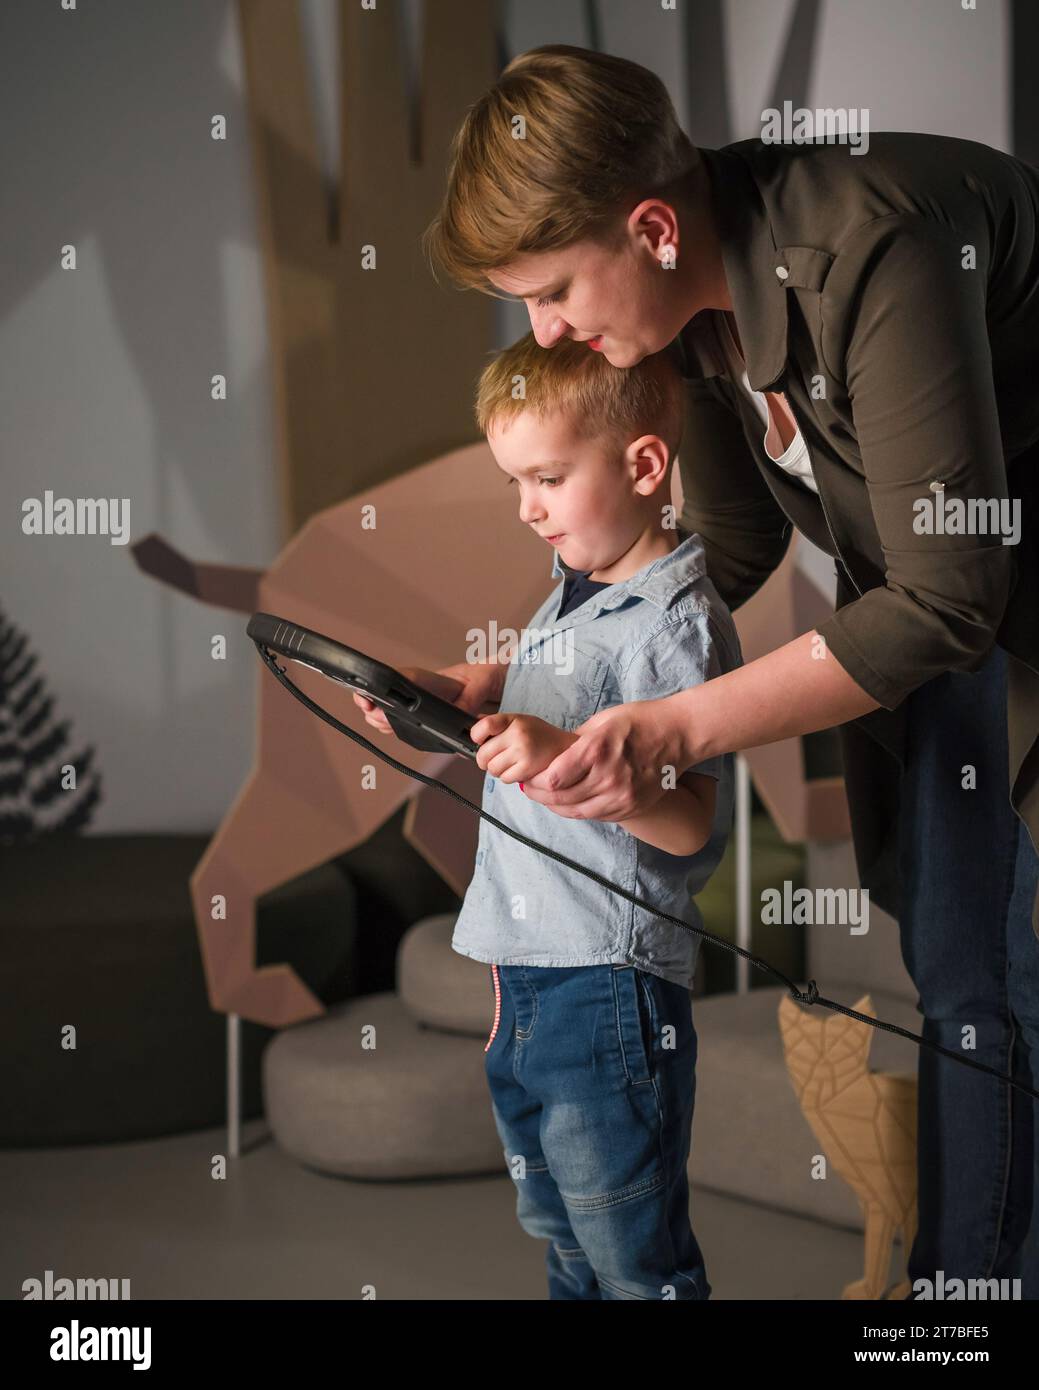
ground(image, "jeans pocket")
xmin=636 ymin=970 xmax=660 ymax=1067
xmin=613 ymin=966 xmax=654 ymax=1085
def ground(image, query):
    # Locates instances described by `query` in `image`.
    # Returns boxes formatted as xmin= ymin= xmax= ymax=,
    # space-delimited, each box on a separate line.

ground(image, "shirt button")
xmin=929 ymin=479 xmax=945 ymax=493
xmin=775 ymin=265 xmax=789 ymax=280
xmin=487 ymin=780 xmax=494 ymax=793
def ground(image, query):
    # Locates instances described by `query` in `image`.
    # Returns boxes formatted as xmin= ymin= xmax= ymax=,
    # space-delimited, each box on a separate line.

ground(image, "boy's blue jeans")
xmin=898 ymin=643 xmax=1039 ymax=1294
xmin=484 ymin=960 xmax=709 ymax=1300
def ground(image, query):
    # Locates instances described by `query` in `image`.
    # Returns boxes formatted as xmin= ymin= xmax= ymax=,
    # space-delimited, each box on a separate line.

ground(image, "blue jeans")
xmin=898 ymin=643 xmax=1039 ymax=1294
xmin=484 ymin=962 xmax=709 ymax=1299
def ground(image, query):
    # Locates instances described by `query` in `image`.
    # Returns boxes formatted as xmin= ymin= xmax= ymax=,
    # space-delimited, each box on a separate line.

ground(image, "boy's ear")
xmin=627 ymin=433 xmax=672 ymax=492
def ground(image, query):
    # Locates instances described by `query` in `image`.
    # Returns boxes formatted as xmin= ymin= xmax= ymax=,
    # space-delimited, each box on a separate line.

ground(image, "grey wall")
xmin=2 ymin=0 xmax=280 ymax=835
xmin=0 ymin=0 xmax=1013 ymax=837
xmin=725 ymin=0 xmax=1007 ymax=145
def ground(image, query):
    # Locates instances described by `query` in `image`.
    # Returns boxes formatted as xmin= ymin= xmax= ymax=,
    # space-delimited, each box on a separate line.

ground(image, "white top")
xmin=715 ymin=314 xmax=820 ymax=495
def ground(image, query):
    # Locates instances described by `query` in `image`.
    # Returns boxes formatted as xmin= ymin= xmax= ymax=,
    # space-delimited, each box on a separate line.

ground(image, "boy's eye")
xmin=506 ymin=477 xmax=561 ymax=487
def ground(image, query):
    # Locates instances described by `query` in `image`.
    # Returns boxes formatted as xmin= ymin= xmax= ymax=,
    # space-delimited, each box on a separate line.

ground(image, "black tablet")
xmin=246 ymin=612 xmax=480 ymax=758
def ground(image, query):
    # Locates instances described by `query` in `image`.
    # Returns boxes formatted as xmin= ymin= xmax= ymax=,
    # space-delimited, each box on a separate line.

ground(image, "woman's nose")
xmin=527 ymin=303 xmax=569 ymax=348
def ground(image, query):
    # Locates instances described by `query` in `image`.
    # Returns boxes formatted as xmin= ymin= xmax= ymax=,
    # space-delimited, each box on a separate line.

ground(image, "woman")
xmin=423 ymin=45 xmax=1039 ymax=1295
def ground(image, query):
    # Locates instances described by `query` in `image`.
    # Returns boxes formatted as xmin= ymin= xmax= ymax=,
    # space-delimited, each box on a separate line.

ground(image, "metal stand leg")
xmin=227 ymin=1012 xmax=240 ymax=1158
xmin=735 ymin=755 xmax=752 ymax=994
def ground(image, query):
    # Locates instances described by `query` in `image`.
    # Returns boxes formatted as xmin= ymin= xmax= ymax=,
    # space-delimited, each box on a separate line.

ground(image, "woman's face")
xmin=485 ymin=200 xmax=707 ymax=368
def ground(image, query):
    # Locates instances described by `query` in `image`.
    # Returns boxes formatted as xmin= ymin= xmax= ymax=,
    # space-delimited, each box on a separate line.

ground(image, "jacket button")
xmin=775 ymin=265 xmax=789 ymax=280
xmin=929 ymin=479 xmax=945 ymax=492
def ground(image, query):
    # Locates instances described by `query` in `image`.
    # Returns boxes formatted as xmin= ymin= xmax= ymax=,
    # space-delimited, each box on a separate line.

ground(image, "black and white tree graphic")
xmin=0 ymin=603 xmax=102 ymax=843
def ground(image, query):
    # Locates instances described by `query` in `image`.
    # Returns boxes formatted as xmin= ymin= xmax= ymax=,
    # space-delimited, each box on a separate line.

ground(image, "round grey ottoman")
xmin=263 ymin=989 xmax=504 ymax=1179
xmin=397 ymin=913 xmax=495 ymax=1034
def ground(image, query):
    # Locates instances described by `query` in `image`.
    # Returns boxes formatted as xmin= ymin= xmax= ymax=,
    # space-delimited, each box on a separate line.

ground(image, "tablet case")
xmin=246 ymin=612 xmax=479 ymax=759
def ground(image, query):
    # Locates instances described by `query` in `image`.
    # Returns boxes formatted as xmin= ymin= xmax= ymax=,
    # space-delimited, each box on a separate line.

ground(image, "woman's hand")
xmin=516 ymin=696 xmax=689 ymax=821
xmin=469 ymin=713 xmax=578 ymax=784
xmin=352 ymin=661 xmax=504 ymax=736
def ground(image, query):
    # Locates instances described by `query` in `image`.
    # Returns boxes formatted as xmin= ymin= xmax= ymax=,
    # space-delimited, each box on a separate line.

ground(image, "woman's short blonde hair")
xmin=425 ymin=45 xmax=700 ymax=292
xmin=476 ymin=332 xmax=684 ymax=459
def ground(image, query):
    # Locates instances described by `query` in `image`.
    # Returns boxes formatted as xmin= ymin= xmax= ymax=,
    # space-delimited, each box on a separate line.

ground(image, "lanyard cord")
xmin=257 ymin=646 xmax=1039 ymax=1104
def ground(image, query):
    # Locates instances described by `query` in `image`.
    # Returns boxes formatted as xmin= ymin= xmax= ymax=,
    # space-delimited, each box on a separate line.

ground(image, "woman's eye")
xmin=535 ymin=291 xmax=562 ymax=307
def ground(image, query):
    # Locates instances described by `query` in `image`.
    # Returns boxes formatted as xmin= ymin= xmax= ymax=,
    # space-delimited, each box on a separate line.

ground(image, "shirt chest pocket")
xmin=508 ymin=642 xmax=611 ymax=731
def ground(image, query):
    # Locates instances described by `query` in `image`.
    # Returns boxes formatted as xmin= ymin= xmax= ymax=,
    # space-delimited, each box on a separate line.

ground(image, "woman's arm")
xmin=673 ymin=629 xmax=881 ymax=769
xmin=517 ymin=630 xmax=881 ymax=824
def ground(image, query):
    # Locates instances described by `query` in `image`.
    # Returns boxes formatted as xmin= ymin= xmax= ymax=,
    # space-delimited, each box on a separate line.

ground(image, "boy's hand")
xmin=469 ymin=712 xmax=577 ymax=784
xmin=352 ymin=662 xmax=502 ymax=736
xmin=353 ymin=666 xmax=448 ymax=734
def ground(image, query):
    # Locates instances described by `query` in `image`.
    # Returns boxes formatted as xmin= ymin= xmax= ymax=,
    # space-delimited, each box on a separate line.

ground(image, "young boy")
xmin=454 ymin=332 xmax=741 ymax=1301
xmin=359 ymin=331 xmax=742 ymax=1300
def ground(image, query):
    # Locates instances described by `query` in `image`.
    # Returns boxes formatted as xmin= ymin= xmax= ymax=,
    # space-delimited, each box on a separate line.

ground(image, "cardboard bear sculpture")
xmin=779 ymin=993 xmax=918 ymax=1300
xmin=133 ymin=439 xmax=847 ymax=1029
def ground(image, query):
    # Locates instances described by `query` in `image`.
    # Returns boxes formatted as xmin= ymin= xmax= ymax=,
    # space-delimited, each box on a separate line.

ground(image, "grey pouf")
xmin=263 ymin=990 xmax=504 ymax=1179
xmin=397 ymin=913 xmax=495 ymax=1034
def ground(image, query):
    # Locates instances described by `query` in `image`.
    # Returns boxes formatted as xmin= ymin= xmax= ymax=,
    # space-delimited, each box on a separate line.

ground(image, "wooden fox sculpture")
xmin=778 ymin=992 xmax=917 ymax=1299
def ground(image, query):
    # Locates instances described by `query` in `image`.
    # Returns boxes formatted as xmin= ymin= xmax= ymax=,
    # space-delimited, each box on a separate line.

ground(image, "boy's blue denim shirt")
xmin=451 ymin=527 xmax=744 ymax=989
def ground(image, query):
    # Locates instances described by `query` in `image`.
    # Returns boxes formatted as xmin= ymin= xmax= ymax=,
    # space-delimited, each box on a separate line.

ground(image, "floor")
xmin=2 ymin=1122 xmax=897 ymax=1300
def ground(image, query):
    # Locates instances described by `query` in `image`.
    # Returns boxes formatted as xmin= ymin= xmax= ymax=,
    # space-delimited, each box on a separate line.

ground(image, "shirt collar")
xmin=548 ymin=528 xmax=707 ymax=622
xmin=676 ymin=143 xmax=834 ymax=393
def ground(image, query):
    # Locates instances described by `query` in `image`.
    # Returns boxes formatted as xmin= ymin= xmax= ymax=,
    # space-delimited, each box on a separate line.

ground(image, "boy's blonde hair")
xmin=476 ymin=332 xmax=684 ymax=461
xmin=425 ymin=45 xmax=699 ymax=291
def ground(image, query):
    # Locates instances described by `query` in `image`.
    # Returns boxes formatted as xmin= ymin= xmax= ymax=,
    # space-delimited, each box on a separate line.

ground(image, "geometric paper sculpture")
xmin=778 ymin=993 xmax=917 ymax=1299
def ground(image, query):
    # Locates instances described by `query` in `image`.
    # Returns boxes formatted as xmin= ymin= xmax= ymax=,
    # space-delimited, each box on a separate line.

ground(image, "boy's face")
xmin=487 ymin=409 xmax=664 ymax=573
xmin=485 ymin=200 xmax=697 ymax=369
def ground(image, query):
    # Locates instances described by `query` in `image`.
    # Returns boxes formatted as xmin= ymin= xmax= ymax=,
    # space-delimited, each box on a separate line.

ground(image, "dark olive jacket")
xmin=676 ymin=134 xmax=1039 ymax=936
